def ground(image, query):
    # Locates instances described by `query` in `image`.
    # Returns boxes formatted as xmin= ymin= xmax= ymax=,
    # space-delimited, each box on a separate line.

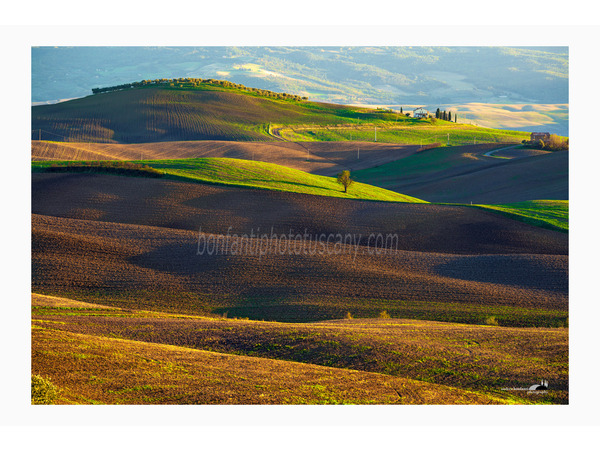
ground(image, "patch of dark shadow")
xmin=180 ymin=190 xmax=303 ymax=219
xmin=433 ymin=254 xmax=568 ymax=292
xmin=233 ymin=284 xmax=313 ymax=303
xmin=180 ymin=189 xmax=258 ymax=209
xmin=446 ymin=221 xmax=566 ymax=255
xmin=127 ymin=241 xmax=235 ymax=276
xmin=211 ymin=304 xmax=344 ymax=323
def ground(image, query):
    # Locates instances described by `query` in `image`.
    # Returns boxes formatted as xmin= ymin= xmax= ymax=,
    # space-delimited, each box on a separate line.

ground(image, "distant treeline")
xmin=92 ymin=78 xmax=308 ymax=101
xmin=40 ymin=161 xmax=164 ymax=177
xmin=435 ymin=108 xmax=456 ymax=122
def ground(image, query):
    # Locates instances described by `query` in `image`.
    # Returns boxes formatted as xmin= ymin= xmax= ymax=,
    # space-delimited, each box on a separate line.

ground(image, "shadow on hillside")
xmin=433 ymin=254 xmax=568 ymax=293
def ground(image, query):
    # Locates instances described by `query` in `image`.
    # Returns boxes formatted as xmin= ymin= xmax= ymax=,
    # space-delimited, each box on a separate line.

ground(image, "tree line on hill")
xmin=91 ymin=78 xmax=308 ymax=102
xmin=435 ymin=108 xmax=457 ymax=122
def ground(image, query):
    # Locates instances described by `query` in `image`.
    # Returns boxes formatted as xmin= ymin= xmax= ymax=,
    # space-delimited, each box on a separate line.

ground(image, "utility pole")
xmin=357 ymin=145 xmax=360 ymax=160
xmin=447 ymin=133 xmax=449 ymax=145
xmin=374 ymin=126 xmax=377 ymax=142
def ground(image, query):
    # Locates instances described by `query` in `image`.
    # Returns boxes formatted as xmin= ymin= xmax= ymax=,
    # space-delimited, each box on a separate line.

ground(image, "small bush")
xmin=31 ymin=374 xmax=60 ymax=405
xmin=484 ymin=316 xmax=499 ymax=326
xmin=379 ymin=310 xmax=391 ymax=319
xmin=344 ymin=311 xmax=353 ymax=320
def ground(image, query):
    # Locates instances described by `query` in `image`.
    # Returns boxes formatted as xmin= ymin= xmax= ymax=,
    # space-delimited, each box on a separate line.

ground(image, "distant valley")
xmin=32 ymin=46 xmax=569 ymax=136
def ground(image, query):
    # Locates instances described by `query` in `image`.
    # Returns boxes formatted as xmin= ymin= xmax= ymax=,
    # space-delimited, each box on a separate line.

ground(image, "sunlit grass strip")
xmin=33 ymin=158 xmax=427 ymax=203
xmin=472 ymin=200 xmax=568 ymax=232
xmin=153 ymin=158 xmax=427 ymax=203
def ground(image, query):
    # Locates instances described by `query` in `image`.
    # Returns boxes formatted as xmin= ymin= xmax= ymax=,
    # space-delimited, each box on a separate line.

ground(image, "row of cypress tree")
xmin=435 ymin=108 xmax=457 ymax=122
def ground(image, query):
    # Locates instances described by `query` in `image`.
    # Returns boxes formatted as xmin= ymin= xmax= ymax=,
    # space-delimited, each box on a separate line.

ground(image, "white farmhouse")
xmin=413 ymin=107 xmax=429 ymax=119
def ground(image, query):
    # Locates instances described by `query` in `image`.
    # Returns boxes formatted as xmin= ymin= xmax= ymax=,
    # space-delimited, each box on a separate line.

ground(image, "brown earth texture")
xmin=32 ymin=173 xmax=567 ymax=325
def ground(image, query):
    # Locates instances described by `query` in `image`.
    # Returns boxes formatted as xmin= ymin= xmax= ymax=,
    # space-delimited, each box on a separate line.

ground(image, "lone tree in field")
xmin=337 ymin=170 xmax=354 ymax=193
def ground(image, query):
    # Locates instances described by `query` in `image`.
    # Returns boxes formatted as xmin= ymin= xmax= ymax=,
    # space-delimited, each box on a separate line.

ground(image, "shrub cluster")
xmin=92 ymin=78 xmax=308 ymax=102
xmin=522 ymin=134 xmax=569 ymax=151
xmin=43 ymin=161 xmax=164 ymax=177
xmin=31 ymin=374 xmax=60 ymax=405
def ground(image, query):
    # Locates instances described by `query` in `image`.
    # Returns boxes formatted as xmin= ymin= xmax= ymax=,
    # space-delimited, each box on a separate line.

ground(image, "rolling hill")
xmin=353 ymin=144 xmax=568 ymax=204
xmin=30 ymin=77 xmax=569 ymax=405
xmin=31 ymin=83 xmax=531 ymax=144
xmin=32 ymin=173 xmax=568 ymax=326
xmin=32 ymin=293 xmax=567 ymax=405
xmin=31 ymin=85 xmax=399 ymax=143
xmin=31 ymin=139 xmax=423 ymax=175
xmin=33 ymin=158 xmax=426 ymax=203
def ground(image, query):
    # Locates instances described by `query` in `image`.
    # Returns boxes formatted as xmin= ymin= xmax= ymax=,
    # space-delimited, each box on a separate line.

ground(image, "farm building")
xmin=413 ymin=107 xmax=429 ymax=119
xmin=531 ymin=132 xmax=550 ymax=141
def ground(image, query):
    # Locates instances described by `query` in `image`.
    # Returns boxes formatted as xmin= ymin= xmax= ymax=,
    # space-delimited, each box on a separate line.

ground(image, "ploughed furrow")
xmin=31 ymin=140 xmax=421 ymax=175
xmin=32 ymin=173 xmax=568 ymax=256
xmin=32 ymin=213 xmax=568 ymax=317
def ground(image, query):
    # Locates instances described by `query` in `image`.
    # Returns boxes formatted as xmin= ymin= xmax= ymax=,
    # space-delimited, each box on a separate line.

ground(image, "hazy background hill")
xmin=32 ymin=46 xmax=569 ymax=135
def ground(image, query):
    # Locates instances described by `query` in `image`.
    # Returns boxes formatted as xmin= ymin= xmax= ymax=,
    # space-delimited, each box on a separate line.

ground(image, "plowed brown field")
xmin=32 ymin=173 xmax=567 ymax=323
xmin=31 ymin=140 xmax=421 ymax=175
xmin=32 ymin=173 xmax=567 ymax=255
xmin=399 ymin=151 xmax=569 ymax=204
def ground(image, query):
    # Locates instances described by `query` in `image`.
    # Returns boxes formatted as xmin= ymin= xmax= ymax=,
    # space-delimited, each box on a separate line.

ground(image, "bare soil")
xmin=31 ymin=140 xmax=421 ymax=176
xmin=32 ymin=174 xmax=568 ymax=322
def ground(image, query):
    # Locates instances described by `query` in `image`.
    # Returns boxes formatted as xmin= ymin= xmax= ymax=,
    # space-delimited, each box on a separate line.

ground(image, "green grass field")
xmin=277 ymin=123 xmax=529 ymax=146
xmin=32 ymin=158 xmax=427 ymax=203
xmin=472 ymin=200 xmax=568 ymax=232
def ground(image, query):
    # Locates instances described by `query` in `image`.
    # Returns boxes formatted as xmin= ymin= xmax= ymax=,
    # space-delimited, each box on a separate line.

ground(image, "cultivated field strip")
xmin=31 ymin=294 xmax=568 ymax=403
xmin=399 ymin=151 xmax=568 ymax=204
xmin=31 ymin=325 xmax=511 ymax=405
xmin=354 ymin=146 xmax=568 ymax=204
xmin=32 ymin=173 xmax=568 ymax=256
xmin=279 ymin=123 xmax=529 ymax=146
xmin=31 ymin=140 xmax=423 ymax=175
xmin=32 ymin=212 xmax=567 ymax=319
xmin=31 ymin=88 xmax=325 ymax=143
